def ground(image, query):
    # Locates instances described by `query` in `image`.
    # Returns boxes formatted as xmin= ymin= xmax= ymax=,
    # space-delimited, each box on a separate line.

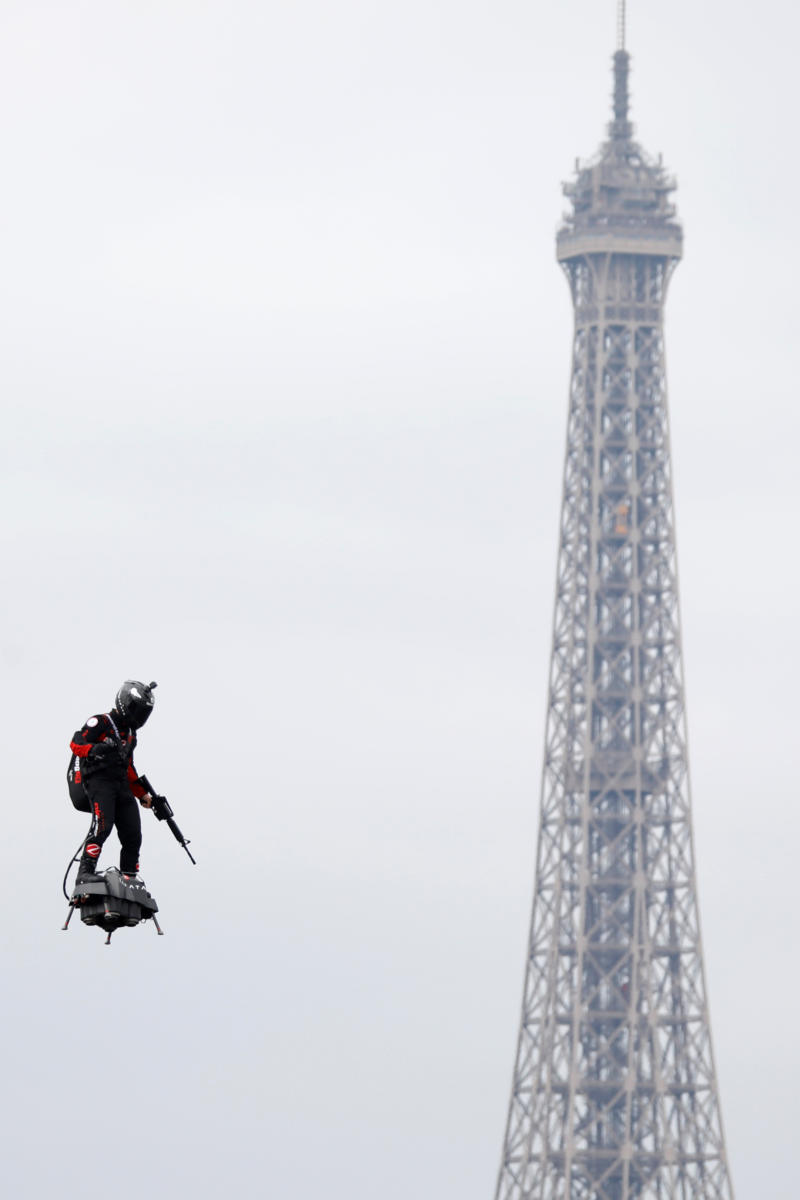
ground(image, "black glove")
xmin=88 ymin=740 xmax=124 ymax=765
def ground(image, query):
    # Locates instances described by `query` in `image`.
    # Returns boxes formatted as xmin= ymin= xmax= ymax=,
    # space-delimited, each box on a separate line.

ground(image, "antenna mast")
xmin=612 ymin=0 xmax=631 ymax=132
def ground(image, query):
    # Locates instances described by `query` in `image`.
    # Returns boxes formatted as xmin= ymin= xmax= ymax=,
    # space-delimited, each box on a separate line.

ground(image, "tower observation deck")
xmin=493 ymin=33 xmax=735 ymax=1200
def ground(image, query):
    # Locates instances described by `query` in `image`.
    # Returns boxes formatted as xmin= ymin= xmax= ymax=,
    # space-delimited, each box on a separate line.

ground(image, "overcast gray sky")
xmin=1 ymin=2 xmax=797 ymax=1197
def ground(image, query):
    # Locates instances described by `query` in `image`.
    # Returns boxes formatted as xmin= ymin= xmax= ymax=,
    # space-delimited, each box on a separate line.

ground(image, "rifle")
xmin=138 ymin=775 xmax=196 ymax=865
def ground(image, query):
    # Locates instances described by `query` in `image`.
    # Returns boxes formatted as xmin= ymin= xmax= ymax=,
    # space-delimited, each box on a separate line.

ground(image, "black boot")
xmin=76 ymin=843 xmax=101 ymax=883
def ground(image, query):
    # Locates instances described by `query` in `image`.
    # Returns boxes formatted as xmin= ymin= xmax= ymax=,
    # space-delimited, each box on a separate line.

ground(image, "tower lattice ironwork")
xmin=493 ymin=34 xmax=735 ymax=1200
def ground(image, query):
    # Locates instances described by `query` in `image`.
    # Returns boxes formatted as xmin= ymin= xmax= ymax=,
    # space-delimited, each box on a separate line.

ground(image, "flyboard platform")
xmin=63 ymin=867 xmax=164 ymax=945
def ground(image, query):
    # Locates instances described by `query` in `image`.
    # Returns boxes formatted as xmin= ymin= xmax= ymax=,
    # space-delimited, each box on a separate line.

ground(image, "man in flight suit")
xmin=68 ymin=680 xmax=157 ymax=883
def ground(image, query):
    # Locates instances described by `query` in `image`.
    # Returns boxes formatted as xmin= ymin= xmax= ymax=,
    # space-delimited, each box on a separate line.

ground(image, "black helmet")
xmin=115 ymin=680 xmax=157 ymax=729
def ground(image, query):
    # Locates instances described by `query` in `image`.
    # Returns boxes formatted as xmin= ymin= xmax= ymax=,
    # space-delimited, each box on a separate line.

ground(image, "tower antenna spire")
xmin=612 ymin=1 xmax=631 ymax=133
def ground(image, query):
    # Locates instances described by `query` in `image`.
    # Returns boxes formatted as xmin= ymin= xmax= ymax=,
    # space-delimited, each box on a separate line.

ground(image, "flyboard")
xmin=62 ymin=775 xmax=196 ymax=946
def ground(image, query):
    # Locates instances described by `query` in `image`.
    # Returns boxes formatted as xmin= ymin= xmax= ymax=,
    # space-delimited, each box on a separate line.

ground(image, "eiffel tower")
xmin=493 ymin=11 xmax=735 ymax=1200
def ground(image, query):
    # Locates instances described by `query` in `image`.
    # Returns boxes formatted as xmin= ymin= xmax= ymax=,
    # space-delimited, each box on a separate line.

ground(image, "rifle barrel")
xmin=166 ymin=816 xmax=197 ymax=865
